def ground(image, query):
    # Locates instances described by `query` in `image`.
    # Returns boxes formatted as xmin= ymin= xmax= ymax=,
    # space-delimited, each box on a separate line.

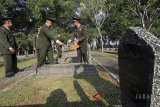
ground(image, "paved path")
xmin=0 ymin=65 xmax=36 ymax=91
xmin=37 ymin=63 xmax=97 ymax=77
xmin=91 ymin=51 xmax=119 ymax=81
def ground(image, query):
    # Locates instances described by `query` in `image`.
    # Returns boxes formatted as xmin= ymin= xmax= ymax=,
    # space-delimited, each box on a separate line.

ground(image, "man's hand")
xmin=57 ymin=34 xmax=61 ymax=37
xmin=75 ymin=39 xmax=79 ymax=44
xmin=33 ymin=47 xmax=36 ymax=51
xmin=9 ymin=47 xmax=15 ymax=53
xmin=67 ymin=39 xmax=72 ymax=44
xmin=56 ymin=40 xmax=64 ymax=46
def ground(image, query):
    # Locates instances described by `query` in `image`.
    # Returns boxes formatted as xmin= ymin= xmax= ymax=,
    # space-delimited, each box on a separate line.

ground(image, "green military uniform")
xmin=36 ymin=24 xmax=56 ymax=67
xmin=55 ymin=36 xmax=64 ymax=63
xmin=73 ymin=25 xmax=88 ymax=63
xmin=32 ymin=32 xmax=40 ymax=57
xmin=0 ymin=26 xmax=18 ymax=76
xmin=32 ymin=32 xmax=39 ymax=50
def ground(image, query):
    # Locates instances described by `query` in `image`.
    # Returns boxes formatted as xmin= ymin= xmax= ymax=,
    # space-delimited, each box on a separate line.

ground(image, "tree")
xmin=0 ymin=0 xmax=15 ymax=25
xmin=26 ymin=0 xmax=56 ymax=25
xmin=128 ymin=0 xmax=160 ymax=31
xmin=86 ymin=27 xmax=97 ymax=42
xmin=0 ymin=1 xmax=4 ymax=14
xmin=81 ymin=0 xmax=112 ymax=53
xmin=102 ymin=0 xmax=135 ymax=40
xmin=14 ymin=32 xmax=33 ymax=56
xmin=26 ymin=0 xmax=77 ymax=28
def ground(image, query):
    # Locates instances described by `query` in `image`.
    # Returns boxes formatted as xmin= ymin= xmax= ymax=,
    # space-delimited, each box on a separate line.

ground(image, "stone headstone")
xmin=118 ymin=27 xmax=160 ymax=107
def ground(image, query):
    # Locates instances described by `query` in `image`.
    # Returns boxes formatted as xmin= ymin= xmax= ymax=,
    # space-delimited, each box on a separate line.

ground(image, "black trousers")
xmin=3 ymin=54 xmax=17 ymax=76
xmin=77 ymin=47 xmax=88 ymax=63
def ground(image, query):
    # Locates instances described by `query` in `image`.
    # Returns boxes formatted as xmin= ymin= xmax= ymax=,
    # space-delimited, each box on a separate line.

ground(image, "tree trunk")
xmin=97 ymin=28 xmax=104 ymax=53
xmin=141 ymin=16 xmax=146 ymax=30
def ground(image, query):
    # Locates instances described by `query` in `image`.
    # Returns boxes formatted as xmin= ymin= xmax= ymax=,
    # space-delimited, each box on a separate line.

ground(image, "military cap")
xmin=0 ymin=16 xmax=13 ymax=21
xmin=73 ymin=16 xmax=81 ymax=21
xmin=46 ymin=17 xmax=56 ymax=22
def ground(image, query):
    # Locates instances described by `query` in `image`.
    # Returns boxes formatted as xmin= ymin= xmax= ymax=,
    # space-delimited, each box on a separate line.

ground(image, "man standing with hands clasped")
xmin=68 ymin=17 xmax=88 ymax=63
xmin=36 ymin=17 xmax=63 ymax=69
xmin=0 ymin=16 xmax=18 ymax=77
xmin=33 ymin=26 xmax=41 ymax=53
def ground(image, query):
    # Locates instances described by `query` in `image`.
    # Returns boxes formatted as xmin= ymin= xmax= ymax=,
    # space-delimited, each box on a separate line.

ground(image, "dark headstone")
xmin=118 ymin=27 xmax=160 ymax=107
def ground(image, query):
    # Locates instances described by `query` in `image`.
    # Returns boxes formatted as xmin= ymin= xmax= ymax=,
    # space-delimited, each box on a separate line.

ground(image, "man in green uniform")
xmin=36 ymin=17 xmax=63 ymax=68
xmin=55 ymin=34 xmax=64 ymax=64
xmin=0 ymin=17 xmax=18 ymax=77
xmin=68 ymin=17 xmax=88 ymax=63
xmin=33 ymin=27 xmax=41 ymax=52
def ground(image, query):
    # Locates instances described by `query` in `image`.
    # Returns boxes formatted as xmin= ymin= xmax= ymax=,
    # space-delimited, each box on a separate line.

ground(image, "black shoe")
xmin=13 ymin=70 xmax=19 ymax=74
xmin=5 ymin=73 xmax=14 ymax=77
xmin=13 ymin=68 xmax=20 ymax=74
xmin=44 ymin=60 xmax=49 ymax=64
xmin=55 ymin=61 xmax=59 ymax=64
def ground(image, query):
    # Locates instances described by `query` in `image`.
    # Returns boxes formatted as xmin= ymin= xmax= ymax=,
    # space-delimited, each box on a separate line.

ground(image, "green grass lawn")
xmin=0 ymin=52 xmax=121 ymax=107
xmin=0 ymin=58 xmax=37 ymax=77
xmin=0 ymin=66 xmax=121 ymax=107
xmin=92 ymin=51 xmax=118 ymax=60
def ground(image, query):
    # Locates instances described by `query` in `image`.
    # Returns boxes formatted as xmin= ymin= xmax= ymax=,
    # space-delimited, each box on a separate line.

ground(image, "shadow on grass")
xmin=2 ymin=88 xmax=105 ymax=107
xmin=73 ymin=64 xmax=121 ymax=105
xmin=103 ymin=65 xmax=119 ymax=75
xmin=1 ymin=58 xmax=120 ymax=107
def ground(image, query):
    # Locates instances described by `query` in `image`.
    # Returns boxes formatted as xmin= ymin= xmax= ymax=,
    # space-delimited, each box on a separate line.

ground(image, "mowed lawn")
xmin=0 ymin=58 xmax=37 ymax=77
xmin=0 ymin=67 xmax=121 ymax=107
xmin=91 ymin=51 xmax=118 ymax=61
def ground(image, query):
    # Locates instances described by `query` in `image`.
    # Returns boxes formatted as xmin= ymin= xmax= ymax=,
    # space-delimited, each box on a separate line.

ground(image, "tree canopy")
xmin=0 ymin=0 xmax=159 ymax=53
